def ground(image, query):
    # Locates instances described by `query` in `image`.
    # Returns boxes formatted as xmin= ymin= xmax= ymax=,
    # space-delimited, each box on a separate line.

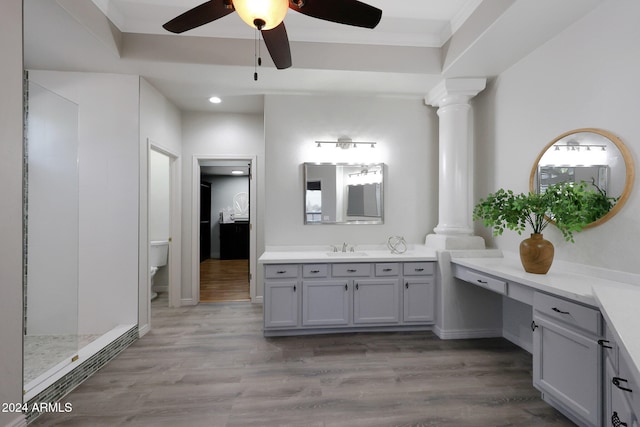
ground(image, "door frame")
xmin=140 ymin=140 xmax=181 ymax=336
xmin=191 ymin=154 xmax=257 ymax=303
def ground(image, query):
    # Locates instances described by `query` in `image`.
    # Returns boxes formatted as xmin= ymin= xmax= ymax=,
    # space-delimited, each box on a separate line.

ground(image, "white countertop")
xmin=258 ymin=244 xmax=437 ymax=264
xmin=450 ymin=251 xmax=640 ymax=391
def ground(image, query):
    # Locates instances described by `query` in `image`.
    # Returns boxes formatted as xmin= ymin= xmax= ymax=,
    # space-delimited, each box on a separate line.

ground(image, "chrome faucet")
xmin=342 ymin=242 xmax=348 ymax=252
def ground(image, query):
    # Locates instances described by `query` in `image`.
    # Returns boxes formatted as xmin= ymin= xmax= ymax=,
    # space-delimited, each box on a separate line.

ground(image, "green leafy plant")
xmin=472 ymin=181 xmax=617 ymax=243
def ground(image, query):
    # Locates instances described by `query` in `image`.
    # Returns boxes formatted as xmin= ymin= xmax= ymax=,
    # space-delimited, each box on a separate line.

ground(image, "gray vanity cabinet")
xmin=264 ymin=280 xmax=300 ymax=328
xmin=263 ymin=265 xmax=300 ymax=329
xmin=402 ymin=262 xmax=435 ymax=323
xmin=403 ymin=279 xmax=435 ymax=323
xmin=353 ymin=279 xmax=401 ymax=324
xmin=263 ymin=260 xmax=435 ymax=336
xmin=302 ymin=280 xmax=350 ymax=326
xmin=532 ymin=292 xmax=602 ymax=427
xmin=603 ymin=322 xmax=639 ymax=427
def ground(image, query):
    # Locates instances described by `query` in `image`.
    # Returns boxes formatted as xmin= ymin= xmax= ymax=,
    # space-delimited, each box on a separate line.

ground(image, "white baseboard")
xmin=180 ymin=298 xmax=197 ymax=306
xmin=434 ymin=325 xmax=502 ymax=340
xmin=138 ymin=323 xmax=150 ymax=338
xmin=503 ymin=330 xmax=532 ymax=354
xmin=152 ymin=285 xmax=168 ymax=293
xmin=5 ymin=414 xmax=27 ymax=427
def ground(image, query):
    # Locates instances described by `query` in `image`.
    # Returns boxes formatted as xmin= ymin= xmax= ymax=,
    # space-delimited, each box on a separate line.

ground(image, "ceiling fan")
xmin=162 ymin=0 xmax=383 ymax=70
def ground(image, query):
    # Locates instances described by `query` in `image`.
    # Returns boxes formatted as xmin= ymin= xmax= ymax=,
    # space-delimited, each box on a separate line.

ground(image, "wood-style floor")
xmin=200 ymin=259 xmax=250 ymax=302
xmin=31 ymin=294 xmax=573 ymax=427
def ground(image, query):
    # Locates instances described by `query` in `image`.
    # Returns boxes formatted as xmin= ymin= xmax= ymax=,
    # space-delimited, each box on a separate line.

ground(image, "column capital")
xmin=424 ymin=78 xmax=487 ymax=108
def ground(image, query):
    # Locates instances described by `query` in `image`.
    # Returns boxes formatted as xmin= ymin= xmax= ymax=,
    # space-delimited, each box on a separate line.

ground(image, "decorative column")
xmin=424 ymin=78 xmax=486 ymax=250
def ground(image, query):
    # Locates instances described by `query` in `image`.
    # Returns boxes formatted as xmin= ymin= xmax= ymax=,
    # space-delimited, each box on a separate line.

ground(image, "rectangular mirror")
xmin=304 ymin=163 xmax=384 ymax=225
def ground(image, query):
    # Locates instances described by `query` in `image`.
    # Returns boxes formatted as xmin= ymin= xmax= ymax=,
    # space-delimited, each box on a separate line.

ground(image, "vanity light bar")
xmin=554 ymin=143 xmax=606 ymax=151
xmin=315 ymin=140 xmax=377 ymax=149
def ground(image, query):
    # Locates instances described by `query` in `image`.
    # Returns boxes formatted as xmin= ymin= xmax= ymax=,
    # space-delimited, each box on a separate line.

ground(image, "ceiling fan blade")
xmin=261 ymin=22 xmax=292 ymax=70
xmin=289 ymin=0 xmax=382 ymax=29
xmin=163 ymin=0 xmax=234 ymax=34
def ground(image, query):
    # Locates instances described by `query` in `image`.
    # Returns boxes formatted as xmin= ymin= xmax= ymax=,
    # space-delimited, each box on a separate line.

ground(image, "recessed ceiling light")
xmin=209 ymin=96 xmax=222 ymax=104
xmin=231 ymin=170 xmax=244 ymax=175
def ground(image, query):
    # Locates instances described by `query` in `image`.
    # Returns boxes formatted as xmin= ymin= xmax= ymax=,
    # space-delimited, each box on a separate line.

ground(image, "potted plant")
xmin=473 ymin=181 xmax=616 ymax=274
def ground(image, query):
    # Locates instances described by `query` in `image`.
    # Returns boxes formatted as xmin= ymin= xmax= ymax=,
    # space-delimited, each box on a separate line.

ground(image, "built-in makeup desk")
xmin=451 ymin=251 xmax=640 ymax=426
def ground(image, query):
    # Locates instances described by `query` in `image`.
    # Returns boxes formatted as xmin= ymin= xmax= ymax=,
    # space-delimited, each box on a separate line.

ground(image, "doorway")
xmin=198 ymin=158 xmax=253 ymax=302
xmin=146 ymin=142 xmax=181 ymax=315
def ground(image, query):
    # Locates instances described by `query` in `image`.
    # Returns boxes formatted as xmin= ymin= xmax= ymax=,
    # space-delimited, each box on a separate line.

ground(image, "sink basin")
xmin=326 ymin=251 xmax=368 ymax=257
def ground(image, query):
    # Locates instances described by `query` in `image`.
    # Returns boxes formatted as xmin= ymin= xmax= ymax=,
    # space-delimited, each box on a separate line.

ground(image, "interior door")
xmin=200 ymin=181 xmax=211 ymax=262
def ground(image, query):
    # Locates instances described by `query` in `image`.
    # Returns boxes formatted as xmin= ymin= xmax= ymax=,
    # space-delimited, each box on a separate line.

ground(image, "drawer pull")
xmin=598 ymin=339 xmax=613 ymax=349
xmin=347 ymin=269 xmax=357 ymax=273
xmin=345 ymin=284 xmax=348 ymax=291
xmin=415 ymin=268 xmax=424 ymax=272
xmin=612 ymin=411 xmax=628 ymax=427
xmin=476 ymin=279 xmax=488 ymax=284
xmin=551 ymin=307 xmax=570 ymax=315
xmin=310 ymin=270 xmax=320 ymax=273
xmin=531 ymin=321 xmax=538 ymax=332
xmin=277 ymin=270 xmax=287 ymax=274
xmin=293 ymin=285 xmax=296 ymax=292
xmin=355 ymin=283 xmax=359 ymax=290
xmin=383 ymin=268 xmax=393 ymax=272
xmin=405 ymin=282 xmax=409 ymax=289
xmin=612 ymin=377 xmax=633 ymax=393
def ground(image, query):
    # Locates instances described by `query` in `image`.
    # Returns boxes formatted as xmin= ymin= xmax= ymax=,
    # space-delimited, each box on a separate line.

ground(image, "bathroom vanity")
xmin=259 ymin=247 xmax=437 ymax=337
xmin=451 ymin=253 xmax=640 ymax=427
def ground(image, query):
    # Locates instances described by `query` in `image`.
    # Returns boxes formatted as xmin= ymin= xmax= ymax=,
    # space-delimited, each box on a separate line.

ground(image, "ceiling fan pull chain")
xmin=254 ymin=28 xmax=259 ymax=81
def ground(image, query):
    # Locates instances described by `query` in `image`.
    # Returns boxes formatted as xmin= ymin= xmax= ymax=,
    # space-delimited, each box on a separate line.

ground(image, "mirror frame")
xmin=529 ymin=128 xmax=635 ymax=229
xmin=303 ymin=162 xmax=384 ymax=225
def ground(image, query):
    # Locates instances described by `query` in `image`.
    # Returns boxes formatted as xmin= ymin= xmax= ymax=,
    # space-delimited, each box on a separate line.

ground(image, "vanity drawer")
xmin=303 ymin=264 xmax=328 ymax=278
xmin=403 ymin=262 xmax=434 ymax=276
xmin=332 ymin=263 xmax=371 ymax=277
xmin=456 ymin=268 xmax=507 ymax=295
xmin=265 ymin=264 xmax=299 ymax=279
xmin=534 ymin=292 xmax=600 ymax=335
xmin=375 ymin=263 xmax=400 ymax=277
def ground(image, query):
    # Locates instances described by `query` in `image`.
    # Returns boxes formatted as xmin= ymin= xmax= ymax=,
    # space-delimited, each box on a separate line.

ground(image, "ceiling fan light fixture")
xmin=233 ymin=0 xmax=289 ymax=30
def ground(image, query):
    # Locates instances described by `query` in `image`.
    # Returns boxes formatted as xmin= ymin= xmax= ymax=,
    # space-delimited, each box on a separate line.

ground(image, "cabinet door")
xmin=533 ymin=314 xmax=601 ymax=426
xmin=264 ymin=281 xmax=299 ymax=328
xmin=302 ymin=281 xmax=350 ymax=326
xmin=403 ymin=278 xmax=435 ymax=323
xmin=353 ymin=279 xmax=400 ymax=324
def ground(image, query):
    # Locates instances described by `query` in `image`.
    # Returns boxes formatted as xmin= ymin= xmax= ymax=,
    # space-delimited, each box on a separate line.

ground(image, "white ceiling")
xmin=23 ymin=0 xmax=603 ymax=113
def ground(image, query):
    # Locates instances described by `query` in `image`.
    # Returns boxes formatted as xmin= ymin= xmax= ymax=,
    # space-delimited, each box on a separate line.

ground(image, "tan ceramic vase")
xmin=519 ymin=233 xmax=554 ymax=274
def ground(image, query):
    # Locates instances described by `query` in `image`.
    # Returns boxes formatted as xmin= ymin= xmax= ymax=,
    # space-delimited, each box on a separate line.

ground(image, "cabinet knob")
xmin=598 ymin=339 xmax=613 ymax=349
xmin=405 ymin=282 xmax=409 ymax=289
xmin=293 ymin=285 xmax=296 ymax=292
xmin=345 ymin=284 xmax=348 ymax=291
xmin=355 ymin=283 xmax=359 ymax=290
xmin=531 ymin=321 xmax=538 ymax=332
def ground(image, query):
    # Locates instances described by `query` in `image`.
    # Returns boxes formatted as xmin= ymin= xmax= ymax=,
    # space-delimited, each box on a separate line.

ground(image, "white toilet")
xmin=149 ymin=240 xmax=169 ymax=300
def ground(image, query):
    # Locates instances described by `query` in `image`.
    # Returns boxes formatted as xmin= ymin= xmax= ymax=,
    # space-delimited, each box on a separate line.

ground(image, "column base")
xmin=425 ymin=234 xmax=486 ymax=250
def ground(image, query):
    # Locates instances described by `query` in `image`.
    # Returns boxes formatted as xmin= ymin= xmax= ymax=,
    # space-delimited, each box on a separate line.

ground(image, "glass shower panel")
xmin=24 ymin=81 xmax=79 ymax=389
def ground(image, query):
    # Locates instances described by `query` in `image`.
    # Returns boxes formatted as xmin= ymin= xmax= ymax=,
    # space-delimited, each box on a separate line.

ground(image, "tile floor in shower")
xmin=24 ymin=334 xmax=100 ymax=384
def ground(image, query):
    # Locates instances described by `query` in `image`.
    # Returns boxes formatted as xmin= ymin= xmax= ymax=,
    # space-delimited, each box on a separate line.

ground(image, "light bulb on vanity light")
xmin=209 ymin=96 xmax=222 ymax=104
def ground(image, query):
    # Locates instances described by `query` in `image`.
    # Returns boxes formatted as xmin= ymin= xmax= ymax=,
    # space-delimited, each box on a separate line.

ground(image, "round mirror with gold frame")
xmin=530 ymin=128 xmax=635 ymax=228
